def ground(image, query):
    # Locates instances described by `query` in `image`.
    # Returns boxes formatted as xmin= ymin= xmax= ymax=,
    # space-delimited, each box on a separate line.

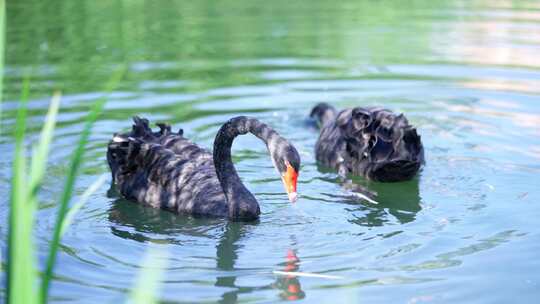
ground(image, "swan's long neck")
xmin=213 ymin=116 xmax=281 ymax=220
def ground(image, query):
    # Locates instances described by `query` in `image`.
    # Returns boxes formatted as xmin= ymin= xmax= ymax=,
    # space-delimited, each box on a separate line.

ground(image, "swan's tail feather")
xmin=310 ymin=103 xmax=337 ymax=127
xmin=133 ymin=117 xmax=184 ymax=138
xmin=155 ymin=123 xmax=184 ymax=136
xmin=108 ymin=117 xmax=189 ymax=183
xmin=156 ymin=122 xmax=171 ymax=136
xmin=132 ymin=116 xmax=153 ymax=138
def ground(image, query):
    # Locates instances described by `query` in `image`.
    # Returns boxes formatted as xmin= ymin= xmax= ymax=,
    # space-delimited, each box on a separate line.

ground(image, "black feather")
xmin=310 ymin=104 xmax=424 ymax=182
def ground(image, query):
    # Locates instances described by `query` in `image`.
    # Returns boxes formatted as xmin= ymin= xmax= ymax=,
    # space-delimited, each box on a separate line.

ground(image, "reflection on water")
xmin=317 ymin=172 xmax=422 ymax=226
xmin=275 ymin=250 xmax=306 ymax=301
xmin=346 ymin=178 xmax=422 ymax=226
xmin=2 ymin=0 xmax=540 ymax=303
xmin=108 ymin=198 xmax=224 ymax=245
xmin=109 ymin=199 xmax=248 ymax=302
xmin=213 ymin=223 xmax=249 ymax=304
xmin=109 ymin=198 xmax=307 ymax=302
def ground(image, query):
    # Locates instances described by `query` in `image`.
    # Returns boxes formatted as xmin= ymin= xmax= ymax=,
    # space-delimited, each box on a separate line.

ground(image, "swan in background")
xmin=310 ymin=103 xmax=423 ymax=182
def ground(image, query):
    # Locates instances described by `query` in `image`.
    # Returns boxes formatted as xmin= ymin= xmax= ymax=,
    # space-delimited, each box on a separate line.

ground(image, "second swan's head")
xmin=271 ymin=140 xmax=301 ymax=203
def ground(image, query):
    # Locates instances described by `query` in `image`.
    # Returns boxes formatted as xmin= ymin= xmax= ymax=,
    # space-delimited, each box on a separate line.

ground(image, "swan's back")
xmin=312 ymin=104 xmax=424 ymax=182
xmin=107 ymin=117 xmax=228 ymax=216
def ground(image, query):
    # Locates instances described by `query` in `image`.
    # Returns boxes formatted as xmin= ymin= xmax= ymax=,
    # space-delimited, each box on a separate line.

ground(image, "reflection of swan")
xmin=274 ymin=249 xmax=305 ymax=301
xmin=317 ymin=174 xmax=422 ymax=226
xmin=349 ymin=178 xmax=422 ymax=226
xmin=108 ymin=198 xmax=228 ymax=244
xmin=107 ymin=116 xmax=300 ymax=221
xmin=108 ymin=199 xmax=254 ymax=302
xmin=213 ymin=226 xmax=307 ymax=302
xmin=108 ymin=199 xmax=307 ymax=302
xmin=214 ymin=222 xmax=249 ymax=304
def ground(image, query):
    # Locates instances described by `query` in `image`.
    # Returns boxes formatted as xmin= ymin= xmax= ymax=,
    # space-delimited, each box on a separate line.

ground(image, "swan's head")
xmin=273 ymin=143 xmax=301 ymax=203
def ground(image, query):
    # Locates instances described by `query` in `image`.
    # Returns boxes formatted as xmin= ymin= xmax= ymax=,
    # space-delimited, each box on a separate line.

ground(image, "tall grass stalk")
xmin=60 ymin=173 xmax=108 ymax=236
xmin=7 ymin=81 xmax=58 ymax=304
xmin=6 ymin=67 xmax=124 ymax=303
xmin=130 ymin=247 xmax=168 ymax=304
xmin=0 ymin=0 xmax=5 ymax=134
xmin=40 ymin=68 xmax=124 ymax=303
xmin=8 ymin=90 xmax=31 ymax=304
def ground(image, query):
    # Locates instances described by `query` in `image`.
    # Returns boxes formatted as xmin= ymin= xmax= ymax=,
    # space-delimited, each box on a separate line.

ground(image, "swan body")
xmin=310 ymin=103 xmax=424 ymax=182
xmin=107 ymin=116 xmax=300 ymax=221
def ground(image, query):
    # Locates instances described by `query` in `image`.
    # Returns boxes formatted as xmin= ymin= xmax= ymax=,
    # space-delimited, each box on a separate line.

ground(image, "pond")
xmin=2 ymin=0 xmax=540 ymax=303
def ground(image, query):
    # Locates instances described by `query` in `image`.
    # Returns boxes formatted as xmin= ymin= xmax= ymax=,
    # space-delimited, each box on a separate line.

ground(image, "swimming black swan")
xmin=107 ymin=116 xmax=301 ymax=221
xmin=309 ymin=103 xmax=424 ymax=182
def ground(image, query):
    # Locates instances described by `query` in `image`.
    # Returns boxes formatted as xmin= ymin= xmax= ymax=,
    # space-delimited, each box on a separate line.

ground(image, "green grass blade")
xmin=8 ymin=79 xmax=37 ymax=304
xmin=60 ymin=173 xmax=107 ymax=236
xmin=40 ymin=67 xmax=125 ymax=304
xmin=129 ymin=246 xmax=168 ymax=304
xmin=30 ymin=92 xmax=61 ymax=196
xmin=0 ymin=0 xmax=5 ymax=134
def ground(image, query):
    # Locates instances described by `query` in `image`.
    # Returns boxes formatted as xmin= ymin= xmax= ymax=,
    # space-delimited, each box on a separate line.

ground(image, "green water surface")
xmin=2 ymin=0 xmax=540 ymax=303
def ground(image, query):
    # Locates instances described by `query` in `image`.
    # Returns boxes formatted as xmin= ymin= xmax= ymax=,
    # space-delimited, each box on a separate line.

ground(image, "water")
xmin=2 ymin=0 xmax=540 ymax=302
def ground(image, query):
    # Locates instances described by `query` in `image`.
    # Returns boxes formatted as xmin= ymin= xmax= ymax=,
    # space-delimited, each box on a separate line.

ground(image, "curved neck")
xmin=213 ymin=116 xmax=281 ymax=220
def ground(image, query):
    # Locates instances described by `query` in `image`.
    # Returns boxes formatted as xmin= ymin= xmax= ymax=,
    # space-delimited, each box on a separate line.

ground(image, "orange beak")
xmin=282 ymin=162 xmax=298 ymax=203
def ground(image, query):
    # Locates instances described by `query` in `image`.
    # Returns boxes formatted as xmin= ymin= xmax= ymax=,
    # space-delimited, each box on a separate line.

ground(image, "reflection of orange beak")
xmin=282 ymin=162 xmax=298 ymax=203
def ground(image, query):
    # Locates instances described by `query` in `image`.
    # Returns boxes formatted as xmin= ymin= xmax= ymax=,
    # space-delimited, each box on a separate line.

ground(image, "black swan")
xmin=309 ymin=103 xmax=424 ymax=182
xmin=107 ymin=116 xmax=301 ymax=221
